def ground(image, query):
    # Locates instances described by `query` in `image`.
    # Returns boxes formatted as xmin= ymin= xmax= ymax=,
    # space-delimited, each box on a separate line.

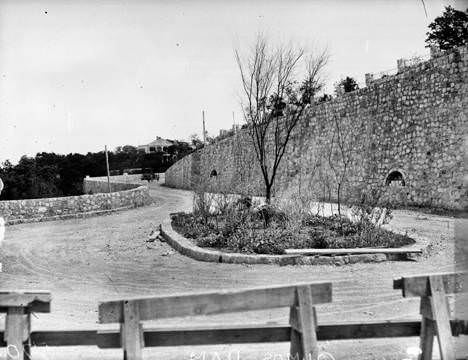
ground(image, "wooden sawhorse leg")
xmin=120 ymin=300 xmax=144 ymax=360
xmin=289 ymin=285 xmax=319 ymax=360
xmin=419 ymin=276 xmax=456 ymax=360
xmin=4 ymin=307 xmax=31 ymax=360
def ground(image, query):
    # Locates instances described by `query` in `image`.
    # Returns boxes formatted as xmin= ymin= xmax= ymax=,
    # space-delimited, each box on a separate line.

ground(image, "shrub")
xmin=251 ymin=204 xmax=288 ymax=225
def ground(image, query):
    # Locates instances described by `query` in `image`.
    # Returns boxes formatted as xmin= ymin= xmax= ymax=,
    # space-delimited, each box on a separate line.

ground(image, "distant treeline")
xmin=0 ymin=144 xmax=193 ymax=200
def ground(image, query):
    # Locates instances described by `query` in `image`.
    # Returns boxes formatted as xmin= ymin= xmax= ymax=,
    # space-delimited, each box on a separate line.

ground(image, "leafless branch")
xmin=235 ymin=35 xmax=328 ymax=205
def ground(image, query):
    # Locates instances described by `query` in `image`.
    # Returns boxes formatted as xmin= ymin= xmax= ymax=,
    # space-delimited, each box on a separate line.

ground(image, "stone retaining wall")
xmin=0 ymin=176 xmax=152 ymax=225
xmin=166 ymin=46 xmax=468 ymax=210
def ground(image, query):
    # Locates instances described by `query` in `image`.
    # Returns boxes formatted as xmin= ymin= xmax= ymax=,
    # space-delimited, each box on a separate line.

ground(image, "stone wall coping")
xmin=160 ymin=221 xmax=427 ymax=266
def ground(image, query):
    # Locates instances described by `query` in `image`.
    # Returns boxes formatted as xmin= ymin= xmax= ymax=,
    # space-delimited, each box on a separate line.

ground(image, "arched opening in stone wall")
xmin=210 ymin=169 xmax=218 ymax=178
xmin=385 ymin=170 xmax=405 ymax=187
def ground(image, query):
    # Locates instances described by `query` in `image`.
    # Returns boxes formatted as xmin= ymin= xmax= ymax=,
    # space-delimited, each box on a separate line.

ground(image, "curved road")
xmin=0 ymin=182 xmax=466 ymax=359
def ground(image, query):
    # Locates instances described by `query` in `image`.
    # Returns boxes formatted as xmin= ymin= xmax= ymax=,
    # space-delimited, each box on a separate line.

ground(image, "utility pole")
xmin=105 ymin=145 xmax=111 ymax=193
xmin=202 ymin=110 xmax=206 ymax=144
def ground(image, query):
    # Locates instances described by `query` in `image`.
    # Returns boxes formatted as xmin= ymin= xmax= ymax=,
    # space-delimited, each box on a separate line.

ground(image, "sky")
xmin=0 ymin=0 xmax=464 ymax=164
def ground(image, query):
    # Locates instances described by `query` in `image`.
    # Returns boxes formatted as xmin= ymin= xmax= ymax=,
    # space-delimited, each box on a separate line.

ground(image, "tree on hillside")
xmin=425 ymin=6 xmax=468 ymax=50
xmin=189 ymin=134 xmax=204 ymax=149
xmin=167 ymin=141 xmax=193 ymax=158
xmin=317 ymin=93 xmax=333 ymax=103
xmin=0 ymin=144 xmax=190 ymax=200
xmin=116 ymin=145 xmax=138 ymax=155
xmin=235 ymin=35 xmax=328 ymax=205
xmin=334 ymin=76 xmax=359 ymax=95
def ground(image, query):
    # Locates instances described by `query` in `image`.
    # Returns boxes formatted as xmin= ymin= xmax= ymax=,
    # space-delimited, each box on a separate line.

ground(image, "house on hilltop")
xmin=138 ymin=137 xmax=174 ymax=154
xmin=137 ymin=137 xmax=195 ymax=162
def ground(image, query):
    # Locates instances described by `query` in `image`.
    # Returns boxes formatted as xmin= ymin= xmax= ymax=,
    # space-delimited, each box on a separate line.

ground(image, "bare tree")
xmin=235 ymin=35 xmax=328 ymax=205
xmin=327 ymin=115 xmax=356 ymax=220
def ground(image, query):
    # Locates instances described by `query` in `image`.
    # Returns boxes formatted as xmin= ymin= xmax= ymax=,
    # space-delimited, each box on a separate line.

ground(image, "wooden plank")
xmin=419 ymin=295 xmax=435 ymax=360
xmin=0 ymin=319 xmax=465 ymax=348
xmin=289 ymin=306 xmax=301 ymax=333
xmin=30 ymin=330 xmax=99 ymax=346
xmin=121 ymin=300 xmax=143 ymax=360
xmin=98 ymin=324 xmax=293 ymax=349
xmin=289 ymin=306 xmax=318 ymax=332
xmin=318 ymin=320 xmax=421 ymax=340
xmin=420 ymin=296 xmax=433 ymax=320
xmin=285 ymin=247 xmax=422 ymax=255
xmin=24 ymin=313 xmax=32 ymax=360
xmin=297 ymin=286 xmax=319 ymax=360
xmin=394 ymin=272 xmax=467 ymax=297
xmin=289 ymin=327 xmax=303 ymax=359
xmin=429 ymin=276 xmax=456 ymax=360
xmin=0 ymin=291 xmax=51 ymax=313
xmin=99 ymin=282 xmax=332 ymax=323
xmin=419 ymin=316 xmax=435 ymax=360
xmin=289 ymin=302 xmax=303 ymax=360
xmin=4 ymin=307 xmax=28 ymax=360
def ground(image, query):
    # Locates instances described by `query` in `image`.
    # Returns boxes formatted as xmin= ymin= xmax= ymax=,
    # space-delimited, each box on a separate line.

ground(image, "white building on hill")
xmin=138 ymin=137 xmax=174 ymax=153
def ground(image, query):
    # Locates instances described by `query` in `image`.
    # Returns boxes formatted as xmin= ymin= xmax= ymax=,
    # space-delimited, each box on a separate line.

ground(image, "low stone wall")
xmin=0 ymin=176 xmax=152 ymax=225
xmin=83 ymin=175 xmax=144 ymax=194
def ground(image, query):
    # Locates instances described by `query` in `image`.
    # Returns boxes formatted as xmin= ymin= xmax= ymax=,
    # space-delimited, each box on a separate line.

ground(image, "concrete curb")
xmin=160 ymin=223 xmax=418 ymax=266
xmin=160 ymin=223 xmax=300 ymax=265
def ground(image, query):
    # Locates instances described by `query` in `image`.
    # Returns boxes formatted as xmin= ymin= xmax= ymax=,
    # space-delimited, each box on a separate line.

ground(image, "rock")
xmin=333 ymin=257 xmax=346 ymax=266
xmin=348 ymin=253 xmax=387 ymax=263
xmin=146 ymin=229 xmax=160 ymax=242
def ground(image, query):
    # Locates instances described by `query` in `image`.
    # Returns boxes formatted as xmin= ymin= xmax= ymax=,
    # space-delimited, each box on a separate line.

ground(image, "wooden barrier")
xmin=1 ymin=272 xmax=467 ymax=359
xmin=394 ymin=272 xmax=467 ymax=360
xmin=1 ymin=319 xmax=467 ymax=347
xmin=98 ymin=282 xmax=332 ymax=360
xmin=0 ymin=290 xmax=51 ymax=360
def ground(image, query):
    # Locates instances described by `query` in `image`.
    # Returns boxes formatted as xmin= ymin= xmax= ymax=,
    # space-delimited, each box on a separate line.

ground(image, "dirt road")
xmin=0 ymin=182 xmax=466 ymax=359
